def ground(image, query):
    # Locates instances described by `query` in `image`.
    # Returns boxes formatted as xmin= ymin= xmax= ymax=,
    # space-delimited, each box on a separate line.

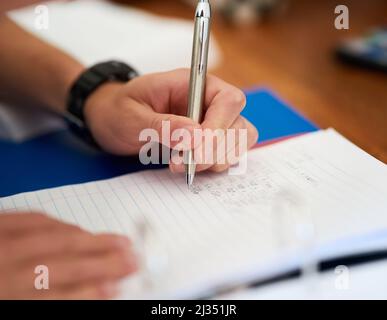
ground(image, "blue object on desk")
xmin=242 ymin=88 xmax=318 ymax=142
xmin=0 ymin=89 xmax=318 ymax=197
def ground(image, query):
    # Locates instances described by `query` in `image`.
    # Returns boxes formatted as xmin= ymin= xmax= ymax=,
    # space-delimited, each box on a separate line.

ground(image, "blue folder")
xmin=0 ymin=89 xmax=318 ymax=197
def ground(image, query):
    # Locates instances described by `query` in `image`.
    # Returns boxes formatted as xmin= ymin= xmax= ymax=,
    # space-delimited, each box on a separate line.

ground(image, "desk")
xmin=119 ymin=0 xmax=387 ymax=163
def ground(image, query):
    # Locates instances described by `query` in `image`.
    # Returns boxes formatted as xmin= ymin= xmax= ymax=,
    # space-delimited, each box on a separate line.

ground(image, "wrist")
xmin=65 ymin=61 xmax=138 ymax=148
xmin=83 ymin=82 xmax=123 ymax=129
xmin=43 ymin=57 xmax=84 ymax=114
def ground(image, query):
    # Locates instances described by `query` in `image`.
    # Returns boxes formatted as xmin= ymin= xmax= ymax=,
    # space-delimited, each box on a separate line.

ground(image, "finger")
xmin=168 ymin=126 xmax=229 ymax=173
xmin=13 ymin=250 xmax=137 ymax=294
xmin=2 ymin=232 xmax=131 ymax=265
xmin=216 ymin=117 xmax=258 ymax=164
xmin=170 ymin=115 xmax=248 ymax=173
xmin=123 ymin=96 xmax=201 ymax=152
xmin=245 ymin=117 xmax=259 ymax=147
xmin=209 ymin=117 xmax=258 ymax=173
xmin=179 ymin=77 xmax=246 ymax=173
xmin=169 ymin=128 xmax=224 ymax=173
xmin=146 ymin=110 xmax=201 ymax=150
xmin=54 ymin=281 xmax=120 ymax=300
xmin=200 ymin=116 xmax=247 ymax=172
xmin=156 ymin=71 xmax=246 ymax=149
xmin=210 ymin=119 xmax=246 ymax=171
xmin=46 ymin=251 xmax=136 ymax=287
xmin=0 ymin=212 xmax=81 ymax=237
xmin=201 ymin=75 xmax=247 ymax=131
xmin=30 ymin=281 xmax=120 ymax=300
xmin=165 ymin=70 xmax=246 ymax=128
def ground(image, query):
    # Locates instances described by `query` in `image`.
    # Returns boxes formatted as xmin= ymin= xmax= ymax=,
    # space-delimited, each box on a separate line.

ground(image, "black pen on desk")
xmin=185 ymin=0 xmax=211 ymax=187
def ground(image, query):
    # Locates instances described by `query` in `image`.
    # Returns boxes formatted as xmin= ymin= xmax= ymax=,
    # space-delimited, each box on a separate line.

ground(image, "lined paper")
xmin=1 ymin=129 xmax=386 ymax=298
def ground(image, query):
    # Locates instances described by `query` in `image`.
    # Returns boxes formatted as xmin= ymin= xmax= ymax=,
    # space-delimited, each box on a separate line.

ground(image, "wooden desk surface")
xmin=124 ymin=0 xmax=387 ymax=163
xmin=3 ymin=0 xmax=387 ymax=162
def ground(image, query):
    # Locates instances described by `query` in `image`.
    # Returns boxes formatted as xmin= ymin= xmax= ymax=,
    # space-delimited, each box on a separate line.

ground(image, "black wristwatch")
xmin=65 ymin=61 xmax=139 ymax=146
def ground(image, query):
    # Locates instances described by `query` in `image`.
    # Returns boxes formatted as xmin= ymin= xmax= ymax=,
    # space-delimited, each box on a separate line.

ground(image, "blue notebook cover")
xmin=0 ymin=89 xmax=318 ymax=197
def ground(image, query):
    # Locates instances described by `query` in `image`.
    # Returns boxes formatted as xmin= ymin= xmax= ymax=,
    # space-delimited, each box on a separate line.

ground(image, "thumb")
xmin=148 ymin=112 xmax=201 ymax=150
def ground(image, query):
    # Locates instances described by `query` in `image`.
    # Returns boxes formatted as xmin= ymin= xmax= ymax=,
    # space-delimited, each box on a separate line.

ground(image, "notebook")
xmin=8 ymin=0 xmax=221 ymax=75
xmin=1 ymin=129 xmax=386 ymax=299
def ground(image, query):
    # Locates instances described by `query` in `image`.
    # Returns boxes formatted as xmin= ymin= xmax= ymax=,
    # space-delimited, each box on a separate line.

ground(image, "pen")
xmin=185 ymin=0 xmax=211 ymax=187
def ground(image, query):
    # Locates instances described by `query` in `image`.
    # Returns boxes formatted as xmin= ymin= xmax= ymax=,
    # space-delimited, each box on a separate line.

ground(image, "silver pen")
xmin=185 ymin=0 xmax=211 ymax=187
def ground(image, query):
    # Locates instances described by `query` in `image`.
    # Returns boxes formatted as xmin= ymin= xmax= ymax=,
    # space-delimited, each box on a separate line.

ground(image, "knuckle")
xmin=231 ymin=89 xmax=247 ymax=109
xmin=76 ymin=230 xmax=95 ymax=244
xmin=150 ymin=114 xmax=163 ymax=133
xmin=222 ymin=88 xmax=247 ymax=112
xmin=62 ymin=232 xmax=85 ymax=252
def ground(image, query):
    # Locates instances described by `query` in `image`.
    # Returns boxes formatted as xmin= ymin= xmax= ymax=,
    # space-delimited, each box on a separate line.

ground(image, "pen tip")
xmin=186 ymin=173 xmax=195 ymax=188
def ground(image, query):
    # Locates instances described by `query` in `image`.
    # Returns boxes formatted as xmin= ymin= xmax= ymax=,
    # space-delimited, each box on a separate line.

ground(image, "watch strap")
xmin=67 ymin=61 xmax=138 ymax=122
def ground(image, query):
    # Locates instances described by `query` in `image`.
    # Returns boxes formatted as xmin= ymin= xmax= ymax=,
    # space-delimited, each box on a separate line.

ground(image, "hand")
xmin=84 ymin=68 xmax=258 ymax=173
xmin=0 ymin=212 xmax=137 ymax=300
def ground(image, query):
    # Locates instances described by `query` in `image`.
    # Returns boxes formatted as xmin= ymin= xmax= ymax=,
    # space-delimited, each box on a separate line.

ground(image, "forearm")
xmin=0 ymin=16 xmax=84 ymax=114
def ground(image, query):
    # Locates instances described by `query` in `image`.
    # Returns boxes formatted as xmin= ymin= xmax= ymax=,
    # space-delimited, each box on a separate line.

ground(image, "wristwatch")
xmin=65 ymin=61 xmax=139 ymax=146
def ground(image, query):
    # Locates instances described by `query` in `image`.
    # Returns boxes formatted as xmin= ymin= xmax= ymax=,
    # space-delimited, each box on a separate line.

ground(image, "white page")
xmin=8 ymin=0 xmax=221 ymax=74
xmin=217 ymin=259 xmax=387 ymax=300
xmin=2 ymin=0 xmax=221 ymax=142
xmin=1 ymin=129 xmax=386 ymax=298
